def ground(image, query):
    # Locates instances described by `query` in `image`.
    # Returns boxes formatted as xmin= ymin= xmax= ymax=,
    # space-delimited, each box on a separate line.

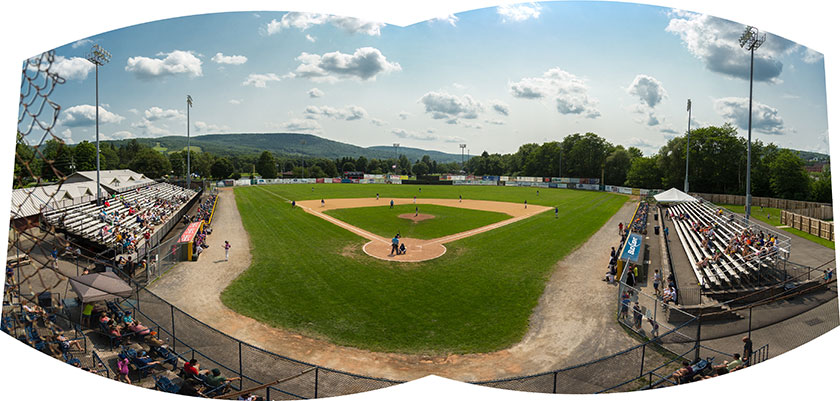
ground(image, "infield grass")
xmin=324 ymin=204 xmax=511 ymax=240
xmin=222 ymin=184 xmax=628 ymax=354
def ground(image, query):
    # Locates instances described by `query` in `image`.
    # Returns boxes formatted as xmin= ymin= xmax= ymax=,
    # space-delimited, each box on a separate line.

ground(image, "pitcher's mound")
xmin=397 ymin=213 xmax=435 ymax=223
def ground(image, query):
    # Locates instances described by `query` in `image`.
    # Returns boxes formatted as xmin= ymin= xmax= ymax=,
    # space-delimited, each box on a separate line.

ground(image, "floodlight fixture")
xmin=393 ymin=143 xmax=400 ymax=174
xmin=86 ymin=44 xmax=111 ymax=205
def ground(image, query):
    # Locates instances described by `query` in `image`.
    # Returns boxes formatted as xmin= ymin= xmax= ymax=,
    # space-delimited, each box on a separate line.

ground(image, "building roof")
xmin=67 ymin=169 xmax=155 ymax=193
xmin=10 ymin=181 xmax=106 ymax=219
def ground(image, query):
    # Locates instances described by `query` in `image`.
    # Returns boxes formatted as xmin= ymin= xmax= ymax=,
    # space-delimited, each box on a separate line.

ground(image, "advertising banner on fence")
xmin=620 ymin=233 xmax=643 ymax=264
xmin=178 ymin=221 xmax=203 ymax=243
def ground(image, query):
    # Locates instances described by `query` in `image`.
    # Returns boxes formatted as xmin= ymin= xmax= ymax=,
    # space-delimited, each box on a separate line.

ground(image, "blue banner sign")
xmin=620 ymin=233 xmax=643 ymax=264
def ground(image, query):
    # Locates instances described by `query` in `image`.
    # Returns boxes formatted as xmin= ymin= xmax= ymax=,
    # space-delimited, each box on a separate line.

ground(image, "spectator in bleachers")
xmin=712 ymin=353 xmax=742 ymax=375
xmin=204 ymin=368 xmax=240 ymax=391
xmin=117 ymin=355 xmax=131 ymax=384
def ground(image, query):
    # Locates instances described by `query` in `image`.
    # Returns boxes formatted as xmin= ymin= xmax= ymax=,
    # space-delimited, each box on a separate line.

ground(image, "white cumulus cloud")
xmin=125 ymin=50 xmax=202 ymax=79
xmin=242 ymin=73 xmax=282 ymax=88
xmin=144 ymin=106 xmax=183 ymax=121
xmin=275 ymin=118 xmax=322 ymax=133
xmin=61 ymin=105 xmax=124 ymax=127
xmin=308 ymin=88 xmax=324 ymax=98
xmin=713 ymin=97 xmax=787 ymax=135
xmin=509 ymin=68 xmax=600 ymax=118
xmin=290 ymin=47 xmax=401 ymax=82
xmin=51 ymin=56 xmax=94 ymax=80
xmin=490 ymin=100 xmax=510 ymax=116
xmin=497 ymin=3 xmax=541 ymax=22
xmin=266 ymin=12 xmax=385 ymax=36
xmin=211 ymin=52 xmax=247 ymax=65
xmin=665 ymin=11 xmax=795 ymax=83
xmin=419 ymin=91 xmax=483 ymax=124
xmin=303 ymin=105 xmax=368 ymax=121
xmin=626 ymin=75 xmax=668 ymax=108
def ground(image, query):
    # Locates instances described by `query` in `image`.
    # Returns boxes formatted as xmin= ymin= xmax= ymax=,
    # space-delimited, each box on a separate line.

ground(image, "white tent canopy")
xmin=653 ymin=188 xmax=697 ymax=203
xmin=68 ymin=271 xmax=133 ymax=303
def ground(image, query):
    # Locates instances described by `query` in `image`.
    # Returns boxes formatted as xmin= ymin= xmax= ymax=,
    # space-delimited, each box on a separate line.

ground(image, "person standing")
xmin=555 ymin=207 xmax=558 ymax=219
xmin=390 ymin=235 xmax=399 ymax=255
xmin=390 ymin=200 xmax=394 ymax=209
xmin=223 ymin=241 xmax=231 ymax=261
xmin=619 ymin=222 xmax=624 ymax=235
xmin=376 ymin=193 xmax=379 ymax=200
xmin=321 ymin=199 xmax=325 ymax=207
xmin=653 ymin=269 xmax=662 ymax=297
xmin=415 ymin=206 xmax=419 ymax=217
xmin=524 ymin=200 xmax=527 ymax=209
xmin=742 ymin=336 xmax=753 ymax=366
xmin=413 ymin=196 xmax=416 ymax=204
xmin=459 ymin=195 xmax=462 ymax=203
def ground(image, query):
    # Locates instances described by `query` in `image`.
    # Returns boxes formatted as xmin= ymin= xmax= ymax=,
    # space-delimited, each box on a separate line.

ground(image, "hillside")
xmin=104 ymin=133 xmax=466 ymax=163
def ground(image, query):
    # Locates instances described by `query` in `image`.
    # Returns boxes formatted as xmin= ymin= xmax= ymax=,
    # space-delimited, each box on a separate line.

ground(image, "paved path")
xmin=148 ymin=188 xmax=640 ymax=381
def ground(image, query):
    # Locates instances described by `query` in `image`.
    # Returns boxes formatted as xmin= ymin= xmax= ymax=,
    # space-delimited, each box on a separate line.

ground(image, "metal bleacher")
xmin=666 ymin=200 xmax=790 ymax=292
xmin=44 ymin=182 xmax=196 ymax=247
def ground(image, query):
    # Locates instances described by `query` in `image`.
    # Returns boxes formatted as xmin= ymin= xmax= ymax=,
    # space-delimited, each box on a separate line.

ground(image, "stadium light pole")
xmin=186 ymin=95 xmax=193 ymax=189
xmin=460 ymin=144 xmax=466 ymax=172
xmin=685 ymin=99 xmax=691 ymax=193
xmin=393 ymin=143 xmax=400 ymax=175
xmin=739 ymin=26 xmax=765 ymax=224
xmin=86 ymin=44 xmax=110 ymax=205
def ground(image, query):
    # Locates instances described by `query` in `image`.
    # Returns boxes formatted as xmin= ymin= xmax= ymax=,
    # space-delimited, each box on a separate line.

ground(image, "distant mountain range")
xmin=104 ymin=133 xmax=469 ymax=163
xmin=103 ymin=132 xmax=829 ymax=166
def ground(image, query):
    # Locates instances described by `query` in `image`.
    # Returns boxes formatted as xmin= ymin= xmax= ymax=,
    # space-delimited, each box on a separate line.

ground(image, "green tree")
xmin=129 ymin=148 xmax=172 ymax=178
xmin=73 ymin=141 xmax=97 ymax=171
xmin=169 ymin=152 xmax=186 ymax=177
xmin=210 ymin=157 xmax=234 ymax=180
xmin=341 ymin=161 xmax=356 ymax=172
xmin=604 ymin=146 xmax=633 ymax=186
xmin=39 ymin=139 xmax=74 ymax=181
xmin=356 ymin=156 xmax=368 ymax=173
xmin=769 ymin=149 xmax=811 ymax=200
xmin=256 ymin=151 xmax=278 ymax=178
xmin=412 ymin=161 xmax=429 ymax=176
xmin=811 ymin=169 xmax=832 ymax=203
xmin=625 ymin=156 xmax=662 ymax=189
xmin=100 ymin=143 xmax=120 ymax=170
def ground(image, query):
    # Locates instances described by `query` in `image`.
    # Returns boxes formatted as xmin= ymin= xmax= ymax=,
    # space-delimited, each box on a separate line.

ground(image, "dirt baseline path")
xmin=148 ymin=188 xmax=638 ymax=382
xmin=296 ymin=198 xmax=551 ymax=262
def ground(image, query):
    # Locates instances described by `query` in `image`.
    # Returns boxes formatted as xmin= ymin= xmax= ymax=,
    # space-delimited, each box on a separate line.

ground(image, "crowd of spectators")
xmin=196 ymin=194 xmax=217 ymax=223
xmin=669 ymin=205 xmax=781 ymax=270
xmin=97 ymin=185 xmax=193 ymax=254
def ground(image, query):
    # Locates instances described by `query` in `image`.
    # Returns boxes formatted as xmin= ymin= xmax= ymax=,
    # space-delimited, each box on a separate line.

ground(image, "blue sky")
xmin=31 ymin=1 xmax=828 ymax=156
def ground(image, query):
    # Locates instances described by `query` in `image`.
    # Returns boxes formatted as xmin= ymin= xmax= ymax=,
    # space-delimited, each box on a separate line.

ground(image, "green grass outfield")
xmin=221 ymin=184 xmax=628 ymax=354
xmin=719 ymin=204 xmax=835 ymax=250
xmin=324 ymin=204 xmax=511 ymax=240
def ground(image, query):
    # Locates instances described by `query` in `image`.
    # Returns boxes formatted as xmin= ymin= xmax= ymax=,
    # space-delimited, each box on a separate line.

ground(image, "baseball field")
xmin=221 ymin=184 xmax=627 ymax=354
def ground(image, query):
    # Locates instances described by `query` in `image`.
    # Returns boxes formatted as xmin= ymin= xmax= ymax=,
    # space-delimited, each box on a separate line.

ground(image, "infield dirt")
xmin=297 ymin=198 xmax=551 ymax=262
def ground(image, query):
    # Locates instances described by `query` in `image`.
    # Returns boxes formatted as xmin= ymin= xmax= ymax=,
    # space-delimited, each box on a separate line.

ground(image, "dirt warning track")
xmin=296 ymin=198 xmax=551 ymax=262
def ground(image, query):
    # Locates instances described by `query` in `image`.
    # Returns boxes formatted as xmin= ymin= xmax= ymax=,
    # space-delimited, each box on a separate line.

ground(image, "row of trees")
xmin=462 ymin=125 xmax=830 ymax=202
xmin=14 ymin=126 xmax=830 ymax=203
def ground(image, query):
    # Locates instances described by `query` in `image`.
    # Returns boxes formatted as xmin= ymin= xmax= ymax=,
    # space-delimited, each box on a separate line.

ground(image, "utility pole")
xmin=739 ymin=26 xmax=765 ymax=224
xmin=86 ymin=44 xmax=110 ymax=205
xmin=685 ymin=99 xmax=691 ymax=193
xmin=186 ymin=95 xmax=193 ymax=189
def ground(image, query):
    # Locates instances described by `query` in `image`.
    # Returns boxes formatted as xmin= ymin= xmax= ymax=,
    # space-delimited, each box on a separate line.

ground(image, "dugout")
xmin=177 ymin=220 xmax=205 ymax=261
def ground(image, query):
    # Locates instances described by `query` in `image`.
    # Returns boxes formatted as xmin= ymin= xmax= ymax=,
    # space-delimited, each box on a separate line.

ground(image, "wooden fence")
xmin=690 ymin=193 xmax=834 ymax=221
xmin=781 ymin=210 xmax=835 ymax=241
